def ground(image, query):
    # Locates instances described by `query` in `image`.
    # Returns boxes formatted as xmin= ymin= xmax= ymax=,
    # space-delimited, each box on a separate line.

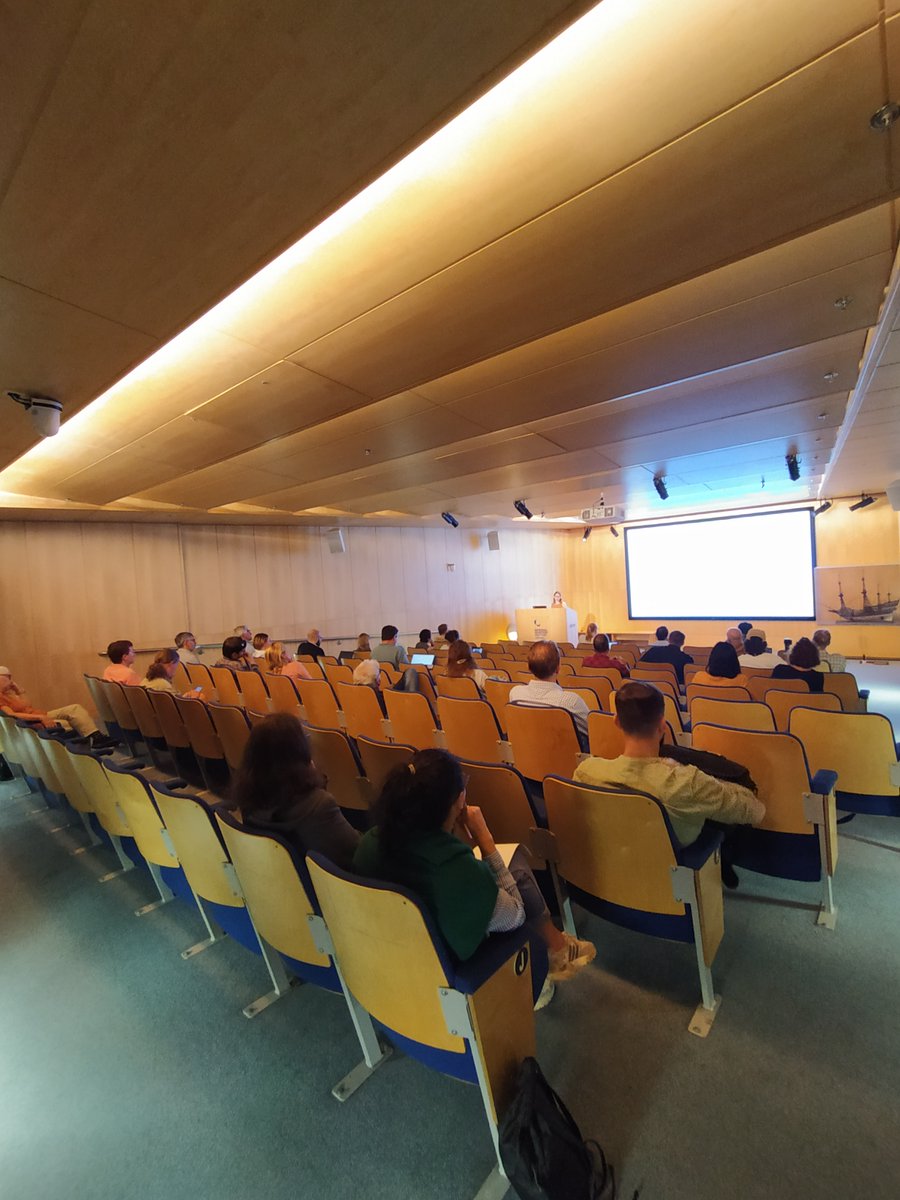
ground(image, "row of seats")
xmin=0 ymin=715 xmax=533 ymax=1193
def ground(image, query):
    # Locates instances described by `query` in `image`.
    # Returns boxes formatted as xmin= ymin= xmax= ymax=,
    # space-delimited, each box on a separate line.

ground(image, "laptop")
xmin=411 ymin=653 xmax=435 ymax=666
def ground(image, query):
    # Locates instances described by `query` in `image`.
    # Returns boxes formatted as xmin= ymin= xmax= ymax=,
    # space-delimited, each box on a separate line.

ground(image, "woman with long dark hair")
xmin=227 ymin=714 xmax=359 ymax=869
xmin=690 ymin=641 xmax=751 ymax=688
xmin=353 ymin=749 xmax=595 ymax=1003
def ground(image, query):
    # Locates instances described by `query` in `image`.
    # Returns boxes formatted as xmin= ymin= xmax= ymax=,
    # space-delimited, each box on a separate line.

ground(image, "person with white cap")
xmin=0 ymin=666 xmax=117 ymax=748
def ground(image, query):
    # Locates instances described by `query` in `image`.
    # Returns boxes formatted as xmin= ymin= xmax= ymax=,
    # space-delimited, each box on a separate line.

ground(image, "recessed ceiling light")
xmin=823 ymin=372 xmax=839 ymax=383
xmin=833 ymin=296 xmax=852 ymax=310
xmin=870 ymin=102 xmax=900 ymax=131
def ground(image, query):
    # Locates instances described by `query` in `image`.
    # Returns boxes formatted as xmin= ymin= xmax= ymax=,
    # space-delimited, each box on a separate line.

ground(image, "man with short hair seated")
xmin=0 ymin=666 xmax=117 ymax=748
xmin=352 ymin=659 xmax=418 ymax=711
xmin=582 ymin=633 xmax=630 ymax=676
xmin=104 ymin=640 xmax=140 ymax=686
xmin=174 ymin=631 xmax=201 ymax=665
xmin=214 ymin=636 xmax=257 ymax=672
xmin=812 ymin=629 xmax=844 ymax=673
xmin=649 ymin=625 xmax=669 ymax=647
xmin=639 ymin=629 xmax=694 ymax=684
xmin=372 ymin=624 xmax=409 ymax=669
xmin=296 ymin=628 xmax=326 ymax=661
xmin=737 ymin=630 xmax=783 ymax=670
xmin=509 ymin=640 xmax=589 ymax=745
xmin=574 ymin=681 xmax=764 ymax=852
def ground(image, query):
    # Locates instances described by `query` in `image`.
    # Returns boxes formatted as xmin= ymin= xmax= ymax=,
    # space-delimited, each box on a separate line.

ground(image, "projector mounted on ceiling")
xmin=581 ymin=504 xmax=624 ymax=524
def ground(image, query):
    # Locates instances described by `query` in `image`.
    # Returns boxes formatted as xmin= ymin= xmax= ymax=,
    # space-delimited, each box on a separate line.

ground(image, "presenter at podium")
xmin=551 ymin=591 xmax=565 ymax=608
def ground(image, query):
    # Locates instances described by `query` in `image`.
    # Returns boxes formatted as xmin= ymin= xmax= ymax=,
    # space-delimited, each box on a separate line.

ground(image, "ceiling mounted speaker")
xmin=326 ymin=528 xmax=346 ymax=554
xmin=887 ymin=481 xmax=900 ymax=511
xmin=487 ymin=530 xmax=500 ymax=551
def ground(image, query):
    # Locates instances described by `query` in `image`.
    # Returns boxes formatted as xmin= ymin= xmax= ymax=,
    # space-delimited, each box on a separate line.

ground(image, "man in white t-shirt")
xmin=737 ymin=631 xmax=783 ymax=670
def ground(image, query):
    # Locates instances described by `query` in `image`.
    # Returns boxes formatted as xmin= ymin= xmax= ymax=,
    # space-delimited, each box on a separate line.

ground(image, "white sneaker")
xmin=534 ymin=977 xmax=556 ymax=1011
xmin=548 ymin=935 xmax=596 ymax=980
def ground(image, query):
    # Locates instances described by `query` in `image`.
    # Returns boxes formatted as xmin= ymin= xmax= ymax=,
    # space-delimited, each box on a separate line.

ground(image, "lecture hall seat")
xmin=789 ymin=708 xmax=900 ymax=818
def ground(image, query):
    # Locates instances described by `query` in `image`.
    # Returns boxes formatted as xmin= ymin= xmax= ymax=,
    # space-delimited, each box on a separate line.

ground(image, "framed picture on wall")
xmin=814 ymin=564 xmax=900 ymax=624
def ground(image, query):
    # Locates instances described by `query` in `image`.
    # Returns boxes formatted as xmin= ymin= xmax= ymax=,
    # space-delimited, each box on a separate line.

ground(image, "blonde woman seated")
xmin=689 ymin=642 xmax=751 ymax=689
xmin=446 ymin=640 xmax=502 ymax=696
xmin=141 ymin=648 xmax=201 ymax=697
xmin=352 ymin=658 xmax=418 ymax=714
xmin=264 ymin=642 xmax=311 ymax=680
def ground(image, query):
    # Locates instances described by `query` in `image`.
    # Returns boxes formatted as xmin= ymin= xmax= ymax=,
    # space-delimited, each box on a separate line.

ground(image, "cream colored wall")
xmin=561 ymin=500 xmax=900 ymax=658
xmin=0 ymin=520 xmax=562 ymax=712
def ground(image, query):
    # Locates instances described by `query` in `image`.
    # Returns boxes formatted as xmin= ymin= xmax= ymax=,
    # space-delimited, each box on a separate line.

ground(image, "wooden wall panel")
xmin=0 ymin=518 xmax=567 ymax=712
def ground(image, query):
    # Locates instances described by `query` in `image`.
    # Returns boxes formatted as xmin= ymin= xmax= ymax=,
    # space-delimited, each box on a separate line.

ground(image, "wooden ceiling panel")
xmin=0 ymin=278 xmax=157 ymax=466
xmin=0 ymin=0 xmax=591 ymax=338
xmin=415 ymin=207 xmax=891 ymax=406
xmin=210 ymin=0 xmax=879 ymax=361
xmin=292 ymin=34 xmax=889 ymax=399
xmin=440 ymin=257 xmax=884 ymax=433
xmin=133 ymin=465 xmax=302 ymax=510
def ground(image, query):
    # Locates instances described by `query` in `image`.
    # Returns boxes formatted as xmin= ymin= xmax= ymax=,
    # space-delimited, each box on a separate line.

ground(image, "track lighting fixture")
xmin=513 ymin=499 xmax=533 ymax=520
xmin=441 ymin=511 xmax=459 ymax=528
xmin=653 ymin=474 xmax=668 ymax=500
xmin=786 ymin=453 xmax=801 ymax=482
xmin=849 ymin=495 xmax=875 ymax=511
xmin=582 ymin=527 xmax=591 ymax=542
xmin=609 ymin=525 xmax=619 ymax=538
xmin=814 ymin=501 xmax=832 ymax=516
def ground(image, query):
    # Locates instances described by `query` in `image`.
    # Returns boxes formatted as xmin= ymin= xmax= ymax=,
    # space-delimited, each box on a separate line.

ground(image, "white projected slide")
xmin=625 ymin=510 xmax=816 ymax=619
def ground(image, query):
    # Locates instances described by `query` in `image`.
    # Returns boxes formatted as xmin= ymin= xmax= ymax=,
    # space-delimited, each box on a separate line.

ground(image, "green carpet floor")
xmin=2 ymin=778 xmax=899 ymax=1200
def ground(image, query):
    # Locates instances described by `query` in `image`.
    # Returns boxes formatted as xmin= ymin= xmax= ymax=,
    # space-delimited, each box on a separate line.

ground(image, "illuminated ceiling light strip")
xmin=0 ymin=0 xmax=641 ymax=496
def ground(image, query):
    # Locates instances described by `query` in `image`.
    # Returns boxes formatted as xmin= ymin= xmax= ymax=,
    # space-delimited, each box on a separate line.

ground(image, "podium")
xmin=515 ymin=606 xmax=579 ymax=646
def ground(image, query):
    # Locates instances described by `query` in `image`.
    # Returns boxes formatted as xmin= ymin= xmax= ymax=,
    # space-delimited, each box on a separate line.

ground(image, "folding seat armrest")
xmin=677 ymin=823 xmax=724 ymax=871
xmin=810 ymin=769 xmax=838 ymax=795
xmin=450 ymin=925 xmax=531 ymax=994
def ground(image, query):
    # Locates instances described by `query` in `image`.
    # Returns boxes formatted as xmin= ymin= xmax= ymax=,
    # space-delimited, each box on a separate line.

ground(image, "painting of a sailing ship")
xmin=815 ymin=565 xmax=900 ymax=624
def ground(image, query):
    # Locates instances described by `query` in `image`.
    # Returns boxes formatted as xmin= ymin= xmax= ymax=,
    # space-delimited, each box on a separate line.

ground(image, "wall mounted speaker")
xmin=487 ymin=530 xmax=500 ymax=552
xmin=887 ymin=481 xmax=900 ymax=511
xmin=326 ymin=528 xmax=346 ymax=554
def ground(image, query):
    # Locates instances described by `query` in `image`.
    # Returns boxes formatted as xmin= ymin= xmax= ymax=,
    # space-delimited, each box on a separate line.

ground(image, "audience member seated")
xmin=582 ymin=633 xmax=630 ymax=676
xmin=415 ymin=628 xmax=433 ymax=650
xmin=0 ymin=665 xmax=117 ymax=748
xmin=446 ymin=640 xmax=499 ymax=694
xmin=737 ymin=621 xmax=753 ymax=638
xmin=434 ymin=622 xmax=449 ymax=647
xmin=224 ymin=714 xmax=359 ymax=871
xmin=296 ymin=628 xmax=326 ymax=660
xmin=234 ymin=624 xmax=253 ymax=643
xmin=264 ymin=642 xmax=311 ymax=680
xmin=251 ymin=632 xmax=270 ymax=659
xmin=737 ymin=630 xmax=783 ymax=670
xmin=352 ymin=659 xmax=418 ymax=713
xmin=725 ymin=627 xmax=745 ymax=654
xmin=639 ymin=630 xmax=694 ymax=684
xmin=509 ymin=640 xmax=589 ymax=744
xmin=352 ymin=749 xmax=595 ymax=999
xmin=215 ymin=636 xmax=258 ymax=673
xmin=141 ymin=648 xmax=199 ymax=695
xmin=444 ymin=629 xmax=460 ymax=647
xmin=691 ymin=642 xmax=751 ymax=689
xmin=649 ymin=625 xmax=669 ymax=647
xmin=583 ymin=621 xmax=599 ymax=642
xmin=174 ymin=631 xmax=201 ymax=664
xmin=356 ymin=632 xmax=371 ymax=654
xmin=813 ymin=629 xmax=845 ymax=673
xmin=771 ymin=638 xmax=825 ymax=693
xmin=372 ymin=625 xmax=409 ymax=668
xmin=574 ymin=682 xmax=764 ymax=850
xmin=104 ymin=640 xmax=141 ymax=686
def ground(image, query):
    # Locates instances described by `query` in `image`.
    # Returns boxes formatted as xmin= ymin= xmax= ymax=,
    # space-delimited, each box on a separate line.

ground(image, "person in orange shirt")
xmin=103 ymin=640 xmax=141 ymax=686
xmin=0 ymin=666 xmax=117 ymax=748
xmin=690 ymin=642 xmax=751 ymax=689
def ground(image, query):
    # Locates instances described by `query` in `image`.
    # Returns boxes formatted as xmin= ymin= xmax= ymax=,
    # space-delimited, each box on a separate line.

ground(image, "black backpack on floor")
xmin=499 ymin=1057 xmax=627 ymax=1199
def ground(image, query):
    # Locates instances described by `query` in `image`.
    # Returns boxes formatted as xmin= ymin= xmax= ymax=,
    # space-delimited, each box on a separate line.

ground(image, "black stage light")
xmin=786 ymin=453 xmax=801 ymax=481
xmin=513 ymin=499 xmax=533 ymax=519
xmin=609 ymin=525 xmax=619 ymax=538
xmin=582 ymin=527 xmax=591 ymax=542
xmin=849 ymin=495 xmax=875 ymax=511
xmin=441 ymin=512 xmax=459 ymax=527
xmin=814 ymin=501 xmax=832 ymax=516
xmin=653 ymin=474 xmax=668 ymax=500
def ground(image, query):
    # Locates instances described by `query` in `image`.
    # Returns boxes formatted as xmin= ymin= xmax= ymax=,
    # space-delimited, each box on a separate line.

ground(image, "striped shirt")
xmin=509 ymin=679 xmax=589 ymax=742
